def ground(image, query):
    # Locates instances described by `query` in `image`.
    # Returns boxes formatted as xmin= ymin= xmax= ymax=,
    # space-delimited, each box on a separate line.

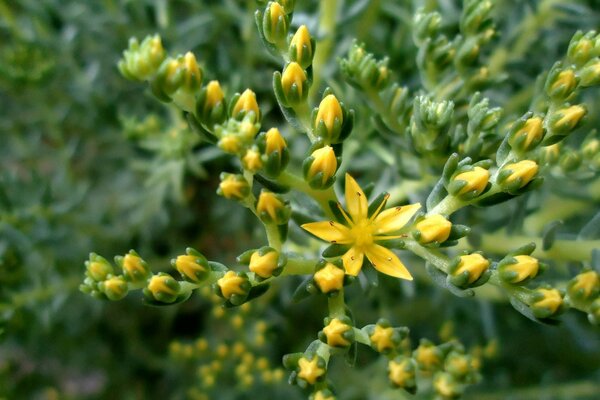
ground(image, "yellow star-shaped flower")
xmin=302 ymin=174 xmax=420 ymax=279
xmin=370 ymin=325 xmax=395 ymax=353
xmin=297 ymin=357 xmax=325 ymax=385
xmin=388 ymin=359 xmax=414 ymax=387
xmin=322 ymin=319 xmax=351 ymax=347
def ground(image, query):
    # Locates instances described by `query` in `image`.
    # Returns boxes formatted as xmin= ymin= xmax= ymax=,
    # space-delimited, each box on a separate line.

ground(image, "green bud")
xmin=546 ymin=105 xmax=586 ymax=143
xmin=262 ymin=2 xmax=289 ymax=46
xmin=196 ymin=80 xmax=227 ymax=128
xmin=559 ymin=150 xmax=582 ymax=172
xmin=413 ymin=10 xmax=442 ymax=44
xmin=529 ymin=287 xmax=564 ymax=319
xmin=545 ymin=63 xmax=578 ymax=101
xmin=118 ymin=250 xmax=150 ymax=282
xmin=85 ymin=253 xmax=114 ymax=282
xmin=461 ymin=0 xmax=494 ymax=35
xmin=289 ymin=25 xmax=314 ymax=69
xmin=144 ymin=273 xmax=181 ymax=304
xmin=99 ymin=275 xmax=129 ymax=301
xmin=172 ymin=248 xmax=210 ymax=283
xmin=508 ymin=114 xmax=545 ymax=152
xmin=579 ymin=58 xmax=600 ymax=87
xmin=388 ymin=356 xmax=417 ymax=394
xmin=279 ymin=62 xmax=309 ymax=106
xmin=152 ymin=52 xmax=203 ymax=112
xmin=303 ymin=145 xmax=339 ymax=190
xmin=217 ymin=173 xmax=251 ymax=200
xmin=410 ymin=96 xmax=454 ymax=154
xmin=256 ymin=190 xmax=291 ymax=225
xmin=567 ymin=30 xmax=598 ymax=65
xmin=118 ymin=35 xmax=166 ymax=81
xmin=215 ymin=271 xmax=251 ymax=305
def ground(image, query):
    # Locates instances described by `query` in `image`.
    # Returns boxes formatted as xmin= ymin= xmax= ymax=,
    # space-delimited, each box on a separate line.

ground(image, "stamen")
xmin=369 ymin=193 xmax=390 ymax=223
xmin=336 ymin=202 xmax=354 ymax=226
xmin=372 ymin=234 xmax=407 ymax=241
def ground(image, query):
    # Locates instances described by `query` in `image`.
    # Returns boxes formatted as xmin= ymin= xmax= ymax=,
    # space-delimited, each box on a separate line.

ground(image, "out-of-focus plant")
xmin=3 ymin=0 xmax=600 ymax=399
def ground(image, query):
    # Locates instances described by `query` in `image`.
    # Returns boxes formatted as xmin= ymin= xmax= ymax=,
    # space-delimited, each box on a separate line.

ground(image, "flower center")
xmin=350 ymin=219 xmax=374 ymax=250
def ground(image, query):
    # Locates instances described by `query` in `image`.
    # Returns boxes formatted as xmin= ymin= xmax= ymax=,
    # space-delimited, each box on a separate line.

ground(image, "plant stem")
xmin=277 ymin=170 xmax=337 ymax=218
xmin=283 ymin=256 xmax=317 ymax=275
xmin=309 ymin=0 xmax=339 ymax=100
xmin=404 ymin=240 xmax=450 ymax=273
xmin=328 ymin=288 xmax=345 ymax=318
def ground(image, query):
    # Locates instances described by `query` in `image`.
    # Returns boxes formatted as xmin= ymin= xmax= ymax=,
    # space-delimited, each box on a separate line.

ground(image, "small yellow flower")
xmin=203 ymin=80 xmax=224 ymax=113
xmin=388 ymin=358 xmax=415 ymax=388
xmin=218 ymin=173 xmax=250 ymax=200
xmin=147 ymin=273 xmax=180 ymax=303
xmin=233 ymin=89 xmax=260 ymax=120
xmin=453 ymin=253 xmax=490 ymax=284
xmin=242 ymin=148 xmax=263 ymax=172
xmin=217 ymin=271 xmax=247 ymax=299
xmin=531 ymin=288 xmax=563 ymax=317
xmin=297 ymin=356 xmax=325 ymax=385
xmin=289 ymin=25 xmax=313 ymax=67
xmin=315 ymin=94 xmax=343 ymax=138
xmin=370 ymin=325 xmax=395 ymax=353
xmin=249 ymin=250 xmax=279 ymax=279
xmin=415 ymin=214 xmax=452 ymax=244
xmin=313 ymin=262 xmax=345 ymax=293
xmin=322 ymin=319 xmax=352 ymax=347
xmin=306 ymin=146 xmax=337 ymax=186
xmin=414 ymin=341 xmax=442 ymax=371
xmin=281 ymin=62 xmax=307 ymax=99
xmin=501 ymin=255 xmax=539 ymax=283
xmin=453 ymin=166 xmax=490 ymax=196
xmin=501 ymin=160 xmax=538 ymax=189
xmin=265 ymin=127 xmax=287 ymax=156
xmin=175 ymin=254 xmax=208 ymax=282
xmin=256 ymin=190 xmax=289 ymax=224
xmin=302 ymin=174 xmax=421 ymax=279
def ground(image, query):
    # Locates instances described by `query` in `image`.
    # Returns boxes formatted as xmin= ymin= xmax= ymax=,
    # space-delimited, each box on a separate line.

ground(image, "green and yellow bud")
xmin=388 ymin=357 xmax=417 ymax=393
xmin=216 ymin=271 xmax=250 ymax=302
xmin=538 ymin=144 xmax=561 ymax=165
xmin=265 ymin=127 xmax=287 ymax=156
xmin=249 ymin=248 xmax=280 ymax=279
xmin=310 ymin=390 xmax=336 ymax=400
xmin=582 ymin=138 xmax=599 ymax=159
xmin=559 ymin=150 xmax=582 ymax=172
xmin=413 ymin=340 xmax=443 ymax=371
xmin=498 ymin=255 xmax=540 ymax=284
xmin=546 ymin=68 xmax=577 ymax=100
xmin=196 ymin=80 xmax=227 ymax=127
xmin=499 ymin=160 xmax=538 ymax=190
xmin=314 ymin=94 xmax=343 ymax=143
xmin=262 ymin=2 xmax=289 ymax=46
xmin=232 ymin=89 xmax=260 ymax=121
xmin=530 ymin=288 xmax=564 ymax=319
xmin=579 ymin=58 xmax=600 ymax=87
xmin=567 ymin=270 xmax=599 ymax=301
xmin=118 ymin=35 xmax=166 ymax=81
xmin=444 ymin=351 xmax=472 ymax=379
xmin=154 ymin=52 xmax=202 ymax=112
xmin=548 ymin=105 xmax=586 ymax=139
xmin=256 ymin=190 xmax=290 ymax=225
xmin=313 ymin=262 xmax=345 ymax=294
xmin=321 ymin=318 xmax=353 ymax=347
xmin=280 ymin=62 xmax=308 ymax=105
xmin=173 ymin=251 xmax=209 ymax=283
xmin=146 ymin=273 xmax=181 ymax=303
xmin=260 ymin=127 xmax=289 ymax=177
xmin=369 ymin=324 xmax=396 ymax=353
xmin=120 ymin=252 xmax=150 ymax=282
xmin=276 ymin=0 xmax=295 ymax=13
xmin=218 ymin=173 xmax=250 ymax=200
xmin=303 ymin=146 xmax=338 ymax=189
xmin=99 ymin=275 xmax=129 ymax=301
xmin=289 ymin=25 xmax=314 ymax=68
xmin=85 ymin=254 xmax=114 ymax=281
xmin=433 ymin=372 xmax=462 ymax=399
xmin=509 ymin=116 xmax=545 ymax=152
xmin=451 ymin=167 xmax=490 ymax=197
xmin=242 ymin=147 xmax=263 ymax=173
xmin=296 ymin=356 xmax=326 ymax=385
xmin=450 ymin=253 xmax=490 ymax=286
xmin=414 ymin=215 xmax=452 ymax=244
xmin=567 ymin=31 xmax=595 ymax=65
xmin=218 ymin=134 xmax=244 ymax=154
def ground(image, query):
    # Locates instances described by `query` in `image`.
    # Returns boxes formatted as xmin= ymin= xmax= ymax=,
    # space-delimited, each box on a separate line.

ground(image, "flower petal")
xmin=344 ymin=173 xmax=368 ymax=224
xmin=301 ymin=221 xmax=352 ymax=244
xmin=374 ymin=203 xmax=421 ymax=234
xmin=342 ymin=246 xmax=364 ymax=276
xmin=365 ymin=244 xmax=413 ymax=280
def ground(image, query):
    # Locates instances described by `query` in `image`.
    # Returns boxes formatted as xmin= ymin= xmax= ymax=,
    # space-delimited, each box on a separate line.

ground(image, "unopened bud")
xmin=303 ymin=146 xmax=338 ymax=189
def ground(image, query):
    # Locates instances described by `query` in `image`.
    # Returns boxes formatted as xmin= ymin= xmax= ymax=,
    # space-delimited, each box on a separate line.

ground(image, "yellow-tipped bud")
xmin=314 ymin=94 xmax=343 ymax=142
xmin=369 ymin=325 xmax=395 ymax=353
xmin=289 ymin=25 xmax=314 ymax=68
xmin=413 ymin=340 xmax=443 ymax=371
xmin=549 ymin=105 xmax=586 ymax=135
xmin=580 ymin=59 xmax=600 ymax=87
xmin=218 ymin=173 xmax=250 ymax=200
xmin=547 ymin=69 xmax=577 ymax=99
xmin=583 ymin=139 xmax=599 ymax=158
xmin=280 ymin=62 xmax=308 ymax=104
xmin=263 ymin=2 xmax=288 ymax=45
xmin=539 ymin=143 xmax=561 ymax=164
xmin=453 ymin=253 xmax=490 ymax=285
xmin=203 ymin=80 xmax=224 ymax=113
xmin=304 ymin=146 xmax=338 ymax=188
xmin=509 ymin=116 xmax=545 ymax=151
xmin=217 ymin=271 xmax=248 ymax=300
xmin=297 ymin=356 xmax=325 ymax=385
xmin=218 ymin=135 xmax=243 ymax=154
xmin=500 ymin=160 xmax=539 ymax=189
xmin=452 ymin=166 xmax=490 ymax=196
xmin=568 ymin=270 xmax=599 ymax=301
xmin=232 ymin=89 xmax=260 ymax=120
xmin=242 ymin=148 xmax=263 ymax=172
xmin=100 ymin=276 xmax=129 ymax=301
xmin=531 ymin=288 xmax=563 ymax=318
xmin=322 ymin=319 xmax=352 ymax=347
xmin=249 ymin=250 xmax=279 ymax=279
xmin=122 ymin=253 xmax=149 ymax=282
xmin=434 ymin=372 xmax=461 ymax=399
xmin=500 ymin=255 xmax=540 ymax=284
xmin=146 ymin=273 xmax=180 ymax=303
xmin=388 ymin=357 xmax=416 ymax=390
xmin=175 ymin=254 xmax=208 ymax=283
xmin=86 ymin=256 xmax=113 ymax=281
xmin=256 ymin=190 xmax=290 ymax=224
xmin=313 ymin=262 xmax=345 ymax=293
xmin=415 ymin=215 xmax=452 ymax=244
xmin=265 ymin=128 xmax=287 ymax=155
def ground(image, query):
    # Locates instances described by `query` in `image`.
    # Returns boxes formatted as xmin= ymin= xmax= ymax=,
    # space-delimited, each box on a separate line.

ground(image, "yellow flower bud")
xmin=218 ymin=173 xmax=250 ymax=200
xmin=263 ymin=2 xmax=288 ymax=45
xmin=101 ymin=276 xmax=129 ymax=301
xmin=217 ymin=271 xmax=248 ymax=299
xmin=122 ymin=253 xmax=148 ymax=282
xmin=249 ymin=250 xmax=279 ymax=279
xmin=548 ymin=69 xmax=577 ymax=99
xmin=452 ymin=166 xmax=490 ymax=196
xmin=306 ymin=146 xmax=337 ymax=186
xmin=568 ymin=270 xmax=599 ymax=300
xmin=86 ymin=258 xmax=113 ymax=281
xmin=539 ymin=143 xmax=561 ymax=164
xmin=265 ymin=127 xmax=287 ymax=155
xmin=454 ymin=253 xmax=490 ymax=284
xmin=175 ymin=254 xmax=208 ymax=282
xmin=203 ymin=80 xmax=224 ymax=113
xmin=583 ymin=139 xmax=599 ymax=158
xmin=289 ymin=25 xmax=313 ymax=68
xmin=147 ymin=273 xmax=180 ymax=303
xmin=500 ymin=255 xmax=539 ymax=284
xmin=370 ymin=324 xmax=395 ymax=353
xmin=297 ymin=356 xmax=325 ymax=385
xmin=509 ymin=116 xmax=544 ymax=151
xmin=445 ymin=352 xmax=471 ymax=378
xmin=434 ymin=372 xmax=461 ymax=399
xmin=311 ymin=391 xmax=335 ymax=400
xmin=550 ymin=105 xmax=586 ymax=134
xmin=501 ymin=160 xmax=538 ymax=189
xmin=531 ymin=288 xmax=563 ymax=318
xmin=415 ymin=214 xmax=452 ymax=244
xmin=580 ymin=59 xmax=600 ymax=86
xmin=322 ymin=318 xmax=352 ymax=347
xmin=280 ymin=62 xmax=308 ymax=104
xmin=256 ymin=190 xmax=290 ymax=224
xmin=313 ymin=262 xmax=345 ymax=293
xmin=242 ymin=148 xmax=263 ymax=172
xmin=315 ymin=94 xmax=343 ymax=141
xmin=232 ymin=89 xmax=260 ymax=120
xmin=414 ymin=341 xmax=443 ymax=371
xmin=388 ymin=358 xmax=416 ymax=389
xmin=218 ymin=135 xmax=243 ymax=154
